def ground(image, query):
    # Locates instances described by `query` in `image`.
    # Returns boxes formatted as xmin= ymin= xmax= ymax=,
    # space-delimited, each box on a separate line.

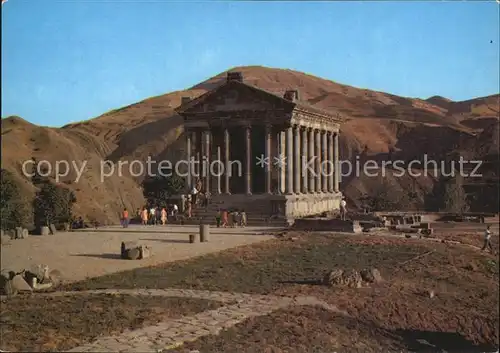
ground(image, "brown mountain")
xmin=2 ymin=65 xmax=498 ymax=223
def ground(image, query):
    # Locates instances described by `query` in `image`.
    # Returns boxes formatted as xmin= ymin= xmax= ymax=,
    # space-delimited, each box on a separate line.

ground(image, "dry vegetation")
xmin=66 ymin=232 xmax=499 ymax=351
xmin=0 ymin=294 xmax=222 ymax=352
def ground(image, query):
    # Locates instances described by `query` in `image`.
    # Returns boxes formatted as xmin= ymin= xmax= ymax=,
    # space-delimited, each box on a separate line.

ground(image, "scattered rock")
xmin=126 ymin=247 xmax=141 ymax=260
xmin=121 ymin=241 xmax=138 ymax=258
xmin=323 ymin=269 xmax=344 ymax=286
xmin=121 ymin=241 xmax=149 ymax=260
xmin=139 ymin=245 xmax=151 ymax=259
xmin=11 ymin=274 xmax=33 ymax=293
xmin=0 ymin=269 xmax=16 ymax=296
xmin=428 ymin=290 xmax=435 ymax=299
xmin=360 ymin=268 xmax=383 ymax=284
xmin=342 ymin=269 xmax=362 ymax=288
xmin=48 ymin=269 xmax=63 ymax=287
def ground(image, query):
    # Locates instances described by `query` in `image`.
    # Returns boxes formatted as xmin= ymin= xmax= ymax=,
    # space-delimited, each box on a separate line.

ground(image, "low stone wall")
xmin=285 ymin=192 xmax=342 ymax=219
xmin=292 ymin=218 xmax=362 ymax=233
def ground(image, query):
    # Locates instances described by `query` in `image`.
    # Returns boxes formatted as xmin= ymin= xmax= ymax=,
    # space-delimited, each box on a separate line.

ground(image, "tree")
xmin=441 ymin=175 xmax=469 ymax=213
xmin=142 ymin=174 xmax=185 ymax=207
xmin=33 ymin=182 xmax=76 ymax=228
xmin=0 ymin=169 xmax=32 ymax=230
xmin=360 ymin=179 xmax=412 ymax=212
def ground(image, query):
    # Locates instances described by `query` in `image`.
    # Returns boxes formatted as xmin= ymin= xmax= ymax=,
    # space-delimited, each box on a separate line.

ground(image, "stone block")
xmin=12 ymin=274 xmax=33 ymax=293
xmin=49 ymin=269 xmax=62 ymax=287
xmin=0 ymin=269 xmax=16 ymax=296
xmin=121 ymin=241 xmax=138 ymax=259
xmin=139 ymin=245 xmax=151 ymax=259
xmin=40 ymin=226 xmax=50 ymax=236
xmin=293 ymin=218 xmax=362 ymax=233
xmin=199 ymin=224 xmax=209 ymax=242
xmin=125 ymin=247 xmax=141 ymax=260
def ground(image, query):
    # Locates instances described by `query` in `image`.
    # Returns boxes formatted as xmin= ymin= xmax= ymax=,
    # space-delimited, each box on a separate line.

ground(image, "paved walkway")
xmin=1 ymin=225 xmax=279 ymax=283
xmin=38 ymin=288 xmax=345 ymax=353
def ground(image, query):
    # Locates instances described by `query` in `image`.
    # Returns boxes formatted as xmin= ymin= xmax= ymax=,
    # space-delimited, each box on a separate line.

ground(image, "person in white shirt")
xmin=340 ymin=197 xmax=347 ymax=221
xmin=191 ymin=187 xmax=198 ymax=206
xmin=149 ymin=207 xmax=156 ymax=225
xmin=481 ymin=225 xmax=494 ymax=253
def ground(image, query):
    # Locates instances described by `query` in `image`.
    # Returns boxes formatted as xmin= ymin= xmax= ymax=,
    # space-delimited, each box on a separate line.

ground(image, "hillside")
xmin=1 ymin=65 xmax=498 ymax=223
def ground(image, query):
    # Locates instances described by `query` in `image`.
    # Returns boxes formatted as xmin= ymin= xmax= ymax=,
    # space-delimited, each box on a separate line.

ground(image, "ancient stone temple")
xmin=175 ymin=71 xmax=344 ymax=225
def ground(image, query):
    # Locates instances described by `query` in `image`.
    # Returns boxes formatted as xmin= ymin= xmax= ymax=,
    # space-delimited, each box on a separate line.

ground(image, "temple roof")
xmin=176 ymin=73 xmax=345 ymax=122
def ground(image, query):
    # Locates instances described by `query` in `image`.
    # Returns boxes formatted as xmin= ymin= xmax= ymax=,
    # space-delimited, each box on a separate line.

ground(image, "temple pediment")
xmin=177 ymin=80 xmax=293 ymax=115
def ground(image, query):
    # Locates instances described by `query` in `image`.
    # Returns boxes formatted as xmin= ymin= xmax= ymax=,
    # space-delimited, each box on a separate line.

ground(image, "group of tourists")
xmin=215 ymin=209 xmax=247 ymax=228
xmin=120 ymin=205 xmax=179 ymax=228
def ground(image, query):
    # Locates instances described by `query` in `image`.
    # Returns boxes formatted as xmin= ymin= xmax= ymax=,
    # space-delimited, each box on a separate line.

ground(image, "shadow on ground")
xmin=394 ymin=329 xmax=498 ymax=352
xmin=71 ymin=253 xmax=123 ymax=260
xmin=140 ymin=238 xmax=190 ymax=244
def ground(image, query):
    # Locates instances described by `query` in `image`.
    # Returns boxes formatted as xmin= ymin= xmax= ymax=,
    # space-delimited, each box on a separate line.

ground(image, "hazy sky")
xmin=2 ymin=0 xmax=499 ymax=127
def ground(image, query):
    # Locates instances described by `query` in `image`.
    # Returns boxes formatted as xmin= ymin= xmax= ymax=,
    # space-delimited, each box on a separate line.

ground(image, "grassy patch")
xmin=0 ymin=294 xmax=222 ymax=352
xmin=66 ymin=234 xmax=428 ymax=293
xmin=172 ymin=306 xmax=496 ymax=353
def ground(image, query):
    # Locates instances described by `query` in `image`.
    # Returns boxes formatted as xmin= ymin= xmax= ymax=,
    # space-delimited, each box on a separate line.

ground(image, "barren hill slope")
xmin=2 ymin=65 xmax=498 ymax=223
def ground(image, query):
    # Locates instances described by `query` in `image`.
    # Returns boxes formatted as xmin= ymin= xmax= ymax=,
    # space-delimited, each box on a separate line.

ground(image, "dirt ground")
xmin=67 ymin=232 xmax=499 ymax=350
xmin=1 ymin=225 xmax=273 ymax=283
xmin=0 ymin=294 xmax=221 ymax=352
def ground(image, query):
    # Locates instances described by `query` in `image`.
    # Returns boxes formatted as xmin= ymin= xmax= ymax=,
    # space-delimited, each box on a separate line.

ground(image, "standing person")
xmin=155 ymin=206 xmax=161 ymax=225
xmin=340 ymin=197 xmax=347 ymax=221
xmin=221 ymin=209 xmax=228 ymax=228
xmin=141 ymin=207 xmax=148 ymax=226
xmin=173 ymin=203 xmax=179 ymax=221
xmin=215 ymin=209 xmax=222 ymax=228
xmin=186 ymin=199 xmax=192 ymax=218
xmin=482 ymin=225 xmax=494 ymax=253
xmin=240 ymin=209 xmax=247 ymax=227
xmin=161 ymin=207 xmax=167 ymax=225
xmin=231 ymin=210 xmax=239 ymax=228
xmin=191 ymin=186 xmax=198 ymax=207
xmin=149 ymin=206 xmax=156 ymax=225
xmin=121 ymin=208 xmax=129 ymax=228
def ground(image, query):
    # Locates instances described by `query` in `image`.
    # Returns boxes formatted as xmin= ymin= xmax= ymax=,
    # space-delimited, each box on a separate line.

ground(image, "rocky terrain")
xmin=1 ymin=65 xmax=498 ymax=224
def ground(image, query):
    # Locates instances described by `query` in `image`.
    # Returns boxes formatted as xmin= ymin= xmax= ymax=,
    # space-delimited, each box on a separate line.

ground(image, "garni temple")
xmin=176 ymin=72 xmax=344 ymax=225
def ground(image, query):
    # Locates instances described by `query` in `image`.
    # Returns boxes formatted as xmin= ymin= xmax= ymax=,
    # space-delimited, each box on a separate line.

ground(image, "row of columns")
xmin=281 ymin=125 xmax=339 ymax=195
xmin=185 ymin=124 xmax=340 ymax=195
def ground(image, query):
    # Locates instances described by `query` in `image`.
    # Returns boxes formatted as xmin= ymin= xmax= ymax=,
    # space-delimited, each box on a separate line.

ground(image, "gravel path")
xmin=40 ymin=288 xmax=345 ymax=353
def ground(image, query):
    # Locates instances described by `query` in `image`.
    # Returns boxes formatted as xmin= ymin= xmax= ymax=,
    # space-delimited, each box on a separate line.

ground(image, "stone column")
xmin=328 ymin=131 xmax=334 ymax=192
xmin=223 ymin=127 xmax=231 ymax=194
xmin=315 ymin=129 xmax=321 ymax=192
xmin=216 ymin=146 xmax=222 ymax=194
xmin=285 ymin=126 xmax=294 ymax=194
xmin=301 ymin=126 xmax=308 ymax=193
xmin=203 ymin=130 xmax=211 ymax=194
xmin=245 ymin=125 xmax=252 ymax=195
xmin=186 ymin=130 xmax=192 ymax=189
xmin=293 ymin=125 xmax=301 ymax=194
xmin=195 ymin=130 xmax=202 ymax=180
xmin=308 ymin=128 xmax=315 ymax=193
xmin=265 ymin=123 xmax=273 ymax=194
xmin=334 ymin=132 xmax=340 ymax=192
xmin=321 ymin=130 xmax=328 ymax=193
xmin=279 ymin=130 xmax=286 ymax=194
